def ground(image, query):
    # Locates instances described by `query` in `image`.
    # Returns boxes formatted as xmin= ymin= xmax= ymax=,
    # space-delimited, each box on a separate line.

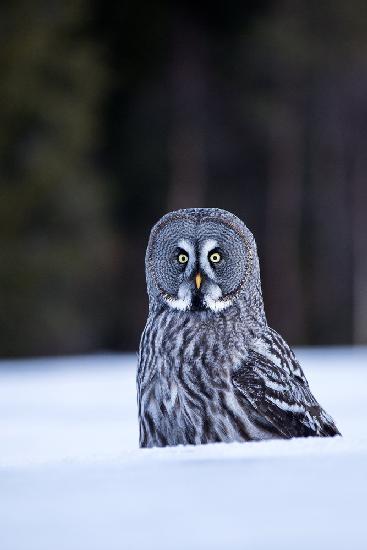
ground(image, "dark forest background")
xmin=1 ymin=0 xmax=366 ymax=357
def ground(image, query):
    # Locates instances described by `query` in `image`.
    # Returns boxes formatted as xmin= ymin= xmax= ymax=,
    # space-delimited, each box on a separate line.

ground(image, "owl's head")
xmin=145 ymin=208 xmax=260 ymax=313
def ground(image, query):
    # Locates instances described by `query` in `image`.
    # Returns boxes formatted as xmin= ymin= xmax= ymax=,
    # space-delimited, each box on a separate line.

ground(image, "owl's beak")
xmin=195 ymin=272 xmax=202 ymax=290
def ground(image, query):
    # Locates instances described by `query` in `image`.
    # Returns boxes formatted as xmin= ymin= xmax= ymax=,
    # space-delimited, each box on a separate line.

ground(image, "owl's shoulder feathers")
xmin=232 ymin=328 xmax=340 ymax=438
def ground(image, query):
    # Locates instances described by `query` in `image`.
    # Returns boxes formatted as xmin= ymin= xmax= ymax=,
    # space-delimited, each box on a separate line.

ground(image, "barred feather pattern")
xmin=137 ymin=208 xmax=340 ymax=447
xmin=137 ymin=304 xmax=340 ymax=447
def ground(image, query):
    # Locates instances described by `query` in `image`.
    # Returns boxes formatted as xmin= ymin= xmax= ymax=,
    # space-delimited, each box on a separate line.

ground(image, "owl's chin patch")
xmin=162 ymin=292 xmax=232 ymax=313
xmin=191 ymin=291 xmax=205 ymax=311
xmin=191 ymin=291 xmax=233 ymax=312
xmin=162 ymin=280 xmax=233 ymax=313
xmin=162 ymin=291 xmax=206 ymax=312
xmin=202 ymin=282 xmax=233 ymax=312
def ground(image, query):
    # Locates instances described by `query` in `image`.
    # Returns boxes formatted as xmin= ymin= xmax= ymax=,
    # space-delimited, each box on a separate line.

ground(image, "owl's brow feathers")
xmin=148 ymin=213 xmax=255 ymax=302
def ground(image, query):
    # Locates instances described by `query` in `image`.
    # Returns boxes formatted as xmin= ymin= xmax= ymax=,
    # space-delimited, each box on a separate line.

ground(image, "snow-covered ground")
xmin=1 ymin=348 xmax=367 ymax=550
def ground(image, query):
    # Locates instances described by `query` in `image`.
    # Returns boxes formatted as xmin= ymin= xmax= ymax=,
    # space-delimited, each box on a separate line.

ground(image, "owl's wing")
xmin=233 ymin=348 xmax=340 ymax=438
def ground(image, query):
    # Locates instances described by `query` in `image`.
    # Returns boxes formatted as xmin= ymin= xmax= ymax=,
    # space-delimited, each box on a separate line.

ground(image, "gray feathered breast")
xmin=137 ymin=208 xmax=340 ymax=447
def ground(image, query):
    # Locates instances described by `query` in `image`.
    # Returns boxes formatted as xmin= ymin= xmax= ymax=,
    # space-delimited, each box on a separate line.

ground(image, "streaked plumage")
xmin=137 ymin=208 xmax=340 ymax=447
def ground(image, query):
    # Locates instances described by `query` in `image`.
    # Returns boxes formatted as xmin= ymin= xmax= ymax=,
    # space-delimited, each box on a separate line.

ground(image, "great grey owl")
xmin=137 ymin=208 xmax=340 ymax=447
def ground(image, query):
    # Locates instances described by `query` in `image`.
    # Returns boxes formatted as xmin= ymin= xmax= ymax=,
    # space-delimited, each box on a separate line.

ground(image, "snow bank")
xmin=1 ymin=349 xmax=366 ymax=549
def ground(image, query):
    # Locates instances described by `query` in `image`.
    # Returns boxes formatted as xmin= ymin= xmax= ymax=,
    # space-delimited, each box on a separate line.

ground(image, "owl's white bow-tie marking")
xmin=137 ymin=208 xmax=340 ymax=447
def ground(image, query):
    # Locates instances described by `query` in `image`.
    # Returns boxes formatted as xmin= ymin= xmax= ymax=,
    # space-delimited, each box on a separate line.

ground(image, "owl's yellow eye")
xmin=178 ymin=253 xmax=189 ymax=264
xmin=209 ymin=251 xmax=221 ymax=263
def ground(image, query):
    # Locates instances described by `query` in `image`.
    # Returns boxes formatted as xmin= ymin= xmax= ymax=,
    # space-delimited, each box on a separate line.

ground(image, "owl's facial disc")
xmin=148 ymin=215 xmax=250 ymax=313
xmin=162 ymin=238 xmax=234 ymax=313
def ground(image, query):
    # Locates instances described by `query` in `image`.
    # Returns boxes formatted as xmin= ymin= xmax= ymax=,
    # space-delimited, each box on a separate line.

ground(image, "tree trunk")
xmin=167 ymin=13 xmax=208 ymax=210
xmin=264 ymin=103 xmax=305 ymax=344
xmin=352 ymin=141 xmax=367 ymax=343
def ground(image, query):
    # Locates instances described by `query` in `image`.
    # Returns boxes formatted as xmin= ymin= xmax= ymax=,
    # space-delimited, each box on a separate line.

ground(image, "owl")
xmin=137 ymin=208 xmax=340 ymax=447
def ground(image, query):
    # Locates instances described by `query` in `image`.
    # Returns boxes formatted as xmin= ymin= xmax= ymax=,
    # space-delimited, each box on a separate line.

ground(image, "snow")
xmin=1 ymin=348 xmax=367 ymax=550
